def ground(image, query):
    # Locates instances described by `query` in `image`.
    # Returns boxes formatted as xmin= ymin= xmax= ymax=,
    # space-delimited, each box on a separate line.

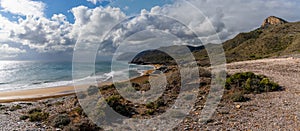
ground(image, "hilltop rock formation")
xmin=261 ymin=16 xmax=288 ymax=28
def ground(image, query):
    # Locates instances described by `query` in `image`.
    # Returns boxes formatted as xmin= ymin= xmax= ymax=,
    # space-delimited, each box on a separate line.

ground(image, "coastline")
xmin=0 ymin=70 xmax=153 ymax=103
xmin=0 ymin=85 xmax=76 ymax=103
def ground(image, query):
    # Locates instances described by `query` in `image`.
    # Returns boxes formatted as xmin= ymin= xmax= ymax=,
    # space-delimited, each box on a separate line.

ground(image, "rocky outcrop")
xmin=261 ymin=16 xmax=288 ymax=28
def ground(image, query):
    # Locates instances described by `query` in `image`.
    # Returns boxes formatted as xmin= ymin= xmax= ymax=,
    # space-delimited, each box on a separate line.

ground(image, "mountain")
xmin=130 ymin=16 xmax=300 ymax=65
xmin=224 ymin=16 xmax=300 ymax=62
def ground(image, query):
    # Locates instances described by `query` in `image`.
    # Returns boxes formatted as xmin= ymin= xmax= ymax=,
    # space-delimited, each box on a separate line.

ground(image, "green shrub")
xmin=106 ymin=95 xmax=122 ymax=106
xmin=9 ymin=104 xmax=22 ymax=111
xmin=143 ymin=80 xmax=150 ymax=84
xmin=0 ymin=105 xmax=7 ymax=110
xmin=105 ymin=95 xmax=134 ymax=117
xmin=77 ymin=93 xmax=87 ymax=99
xmin=29 ymin=112 xmax=49 ymax=122
xmin=145 ymin=102 xmax=155 ymax=109
xmin=225 ymin=72 xmax=281 ymax=94
xmin=20 ymin=115 xmax=29 ymax=120
xmin=145 ymin=99 xmax=165 ymax=109
xmin=245 ymin=78 xmax=252 ymax=91
xmin=87 ymin=85 xmax=99 ymax=96
xmin=52 ymin=114 xmax=71 ymax=128
xmin=145 ymin=109 xmax=155 ymax=115
xmin=28 ymin=108 xmax=42 ymax=114
xmin=73 ymin=107 xmax=83 ymax=115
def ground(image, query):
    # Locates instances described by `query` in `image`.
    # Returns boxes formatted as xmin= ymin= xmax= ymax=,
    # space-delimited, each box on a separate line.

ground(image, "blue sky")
xmin=40 ymin=0 xmax=174 ymax=23
xmin=0 ymin=0 xmax=299 ymax=61
xmin=43 ymin=0 xmax=109 ymax=23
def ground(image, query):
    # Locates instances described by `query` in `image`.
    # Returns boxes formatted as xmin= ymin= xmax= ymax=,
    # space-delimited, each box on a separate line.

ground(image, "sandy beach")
xmin=0 ymin=73 xmax=151 ymax=103
xmin=0 ymin=86 xmax=76 ymax=103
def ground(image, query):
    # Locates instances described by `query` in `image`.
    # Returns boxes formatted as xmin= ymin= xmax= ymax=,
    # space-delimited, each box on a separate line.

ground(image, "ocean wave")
xmin=0 ymin=63 xmax=154 ymax=92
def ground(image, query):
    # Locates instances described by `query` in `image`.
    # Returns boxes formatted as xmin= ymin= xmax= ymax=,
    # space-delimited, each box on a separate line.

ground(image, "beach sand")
xmin=0 ymin=74 xmax=151 ymax=103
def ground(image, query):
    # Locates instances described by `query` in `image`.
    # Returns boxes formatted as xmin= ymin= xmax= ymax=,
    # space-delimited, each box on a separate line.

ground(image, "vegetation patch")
xmin=29 ymin=112 xmax=49 ymax=122
xmin=52 ymin=114 xmax=71 ymax=128
xmin=87 ymin=85 xmax=99 ymax=96
xmin=105 ymin=95 xmax=135 ymax=117
xmin=9 ymin=104 xmax=22 ymax=111
xmin=225 ymin=72 xmax=281 ymax=102
xmin=27 ymin=108 xmax=49 ymax=122
xmin=20 ymin=115 xmax=29 ymax=120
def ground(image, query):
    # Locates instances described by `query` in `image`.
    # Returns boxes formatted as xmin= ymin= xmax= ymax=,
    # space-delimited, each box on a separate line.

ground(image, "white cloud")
xmin=0 ymin=44 xmax=26 ymax=58
xmin=8 ymin=15 xmax=74 ymax=53
xmin=0 ymin=0 xmax=299 ymax=59
xmin=71 ymin=6 xmax=126 ymax=50
xmin=0 ymin=0 xmax=45 ymax=17
xmin=87 ymin=0 xmax=113 ymax=5
xmin=73 ymin=0 xmax=300 ymax=56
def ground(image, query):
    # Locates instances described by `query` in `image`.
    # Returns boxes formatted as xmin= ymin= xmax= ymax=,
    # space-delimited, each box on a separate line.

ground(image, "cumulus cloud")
xmin=0 ymin=0 xmax=75 ymax=53
xmin=0 ymin=0 xmax=300 ymax=60
xmin=185 ymin=0 xmax=300 ymax=33
xmin=71 ymin=6 xmax=126 ymax=52
xmin=0 ymin=0 xmax=45 ymax=17
xmin=0 ymin=44 xmax=26 ymax=58
xmin=72 ymin=0 xmax=300 ymax=56
xmin=87 ymin=0 xmax=113 ymax=5
xmin=7 ymin=15 xmax=74 ymax=53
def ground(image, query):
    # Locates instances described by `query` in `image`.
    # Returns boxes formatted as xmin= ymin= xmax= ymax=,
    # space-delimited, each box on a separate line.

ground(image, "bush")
xmin=28 ymin=108 xmax=42 ymax=114
xmin=9 ymin=104 xmax=22 ymax=111
xmin=29 ymin=112 xmax=49 ymax=122
xmin=145 ymin=109 xmax=155 ymax=115
xmin=52 ymin=114 xmax=71 ymax=128
xmin=73 ymin=107 xmax=83 ymax=115
xmin=20 ymin=115 xmax=29 ymax=120
xmin=145 ymin=102 xmax=155 ymax=109
xmin=27 ymin=108 xmax=49 ymax=122
xmin=225 ymin=72 xmax=281 ymax=94
xmin=105 ymin=95 xmax=134 ymax=117
xmin=145 ymin=99 xmax=165 ymax=109
xmin=87 ymin=85 xmax=99 ymax=96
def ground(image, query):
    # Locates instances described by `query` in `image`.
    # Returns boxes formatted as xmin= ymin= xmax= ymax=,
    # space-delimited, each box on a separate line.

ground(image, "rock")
xmin=261 ymin=16 xmax=288 ymax=28
xmin=236 ymin=105 xmax=241 ymax=109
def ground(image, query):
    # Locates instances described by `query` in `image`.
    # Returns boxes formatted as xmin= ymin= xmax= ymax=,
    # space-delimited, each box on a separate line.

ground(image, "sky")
xmin=0 ymin=0 xmax=299 ymax=61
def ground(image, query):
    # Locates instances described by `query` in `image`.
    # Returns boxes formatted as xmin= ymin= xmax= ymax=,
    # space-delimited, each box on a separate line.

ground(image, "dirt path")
xmin=224 ymin=57 xmax=300 ymax=130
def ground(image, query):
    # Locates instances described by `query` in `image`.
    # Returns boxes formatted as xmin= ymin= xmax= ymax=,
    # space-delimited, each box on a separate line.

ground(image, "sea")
xmin=0 ymin=61 xmax=154 ymax=92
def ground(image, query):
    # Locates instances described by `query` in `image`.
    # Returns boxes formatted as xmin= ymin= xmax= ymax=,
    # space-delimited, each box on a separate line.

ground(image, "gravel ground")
xmin=1 ymin=57 xmax=300 ymax=130
xmin=176 ymin=57 xmax=300 ymax=130
xmin=224 ymin=57 xmax=300 ymax=130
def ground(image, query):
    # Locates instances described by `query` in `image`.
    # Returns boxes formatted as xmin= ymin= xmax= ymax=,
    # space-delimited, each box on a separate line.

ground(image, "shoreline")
xmin=0 ymin=70 xmax=153 ymax=103
xmin=0 ymin=85 xmax=76 ymax=103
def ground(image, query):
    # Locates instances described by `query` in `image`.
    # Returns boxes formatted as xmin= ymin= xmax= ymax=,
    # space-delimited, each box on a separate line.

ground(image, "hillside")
xmin=130 ymin=16 xmax=300 ymax=65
